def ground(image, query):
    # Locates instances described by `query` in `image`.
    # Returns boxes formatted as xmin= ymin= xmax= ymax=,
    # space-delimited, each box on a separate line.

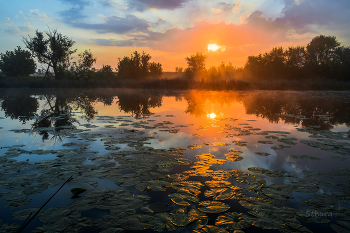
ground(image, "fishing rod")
xmin=16 ymin=175 xmax=73 ymax=233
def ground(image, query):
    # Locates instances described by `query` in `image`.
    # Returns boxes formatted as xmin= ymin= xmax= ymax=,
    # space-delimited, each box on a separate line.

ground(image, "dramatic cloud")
xmin=70 ymin=14 xmax=151 ymax=34
xmin=127 ymin=0 xmax=191 ymax=11
xmin=280 ymin=0 xmax=350 ymax=32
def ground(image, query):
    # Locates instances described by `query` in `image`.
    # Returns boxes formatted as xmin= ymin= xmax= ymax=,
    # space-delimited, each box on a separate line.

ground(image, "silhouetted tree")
xmin=285 ymin=46 xmax=306 ymax=78
xmin=149 ymin=62 xmax=163 ymax=76
xmin=71 ymin=49 xmax=96 ymax=80
xmin=335 ymin=46 xmax=350 ymax=81
xmin=117 ymin=51 xmax=160 ymax=79
xmin=0 ymin=46 xmax=36 ymax=76
xmin=97 ymin=65 xmax=115 ymax=79
xmin=23 ymin=28 xmax=76 ymax=79
xmin=175 ymin=67 xmax=183 ymax=73
xmin=306 ymin=35 xmax=341 ymax=78
xmin=185 ymin=52 xmax=207 ymax=79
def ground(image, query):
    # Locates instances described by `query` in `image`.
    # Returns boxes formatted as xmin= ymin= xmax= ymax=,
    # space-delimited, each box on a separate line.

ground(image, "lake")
xmin=0 ymin=88 xmax=350 ymax=233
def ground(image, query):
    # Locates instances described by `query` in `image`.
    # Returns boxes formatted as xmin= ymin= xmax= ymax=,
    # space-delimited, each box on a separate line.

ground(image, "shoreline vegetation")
xmin=1 ymin=28 xmax=349 ymax=90
xmin=1 ymin=73 xmax=350 ymax=90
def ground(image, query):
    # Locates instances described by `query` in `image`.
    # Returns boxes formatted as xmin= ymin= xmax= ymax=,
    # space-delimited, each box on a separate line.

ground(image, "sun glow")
xmin=207 ymin=113 xmax=217 ymax=119
xmin=207 ymin=44 xmax=221 ymax=52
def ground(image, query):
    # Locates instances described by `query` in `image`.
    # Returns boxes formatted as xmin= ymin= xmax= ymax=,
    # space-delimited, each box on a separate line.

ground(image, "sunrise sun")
xmin=207 ymin=44 xmax=220 ymax=52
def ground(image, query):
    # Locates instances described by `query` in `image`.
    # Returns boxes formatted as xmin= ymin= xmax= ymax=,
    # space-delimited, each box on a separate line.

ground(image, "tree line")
xmin=245 ymin=35 xmax=350 ymax=80
xmin=1 ymin=27 xmax=349 ymax=82
xmin=0 ymin=28 xmax=162 ymax=80
xmin=178 ymin=35 xmax=350 ymax=81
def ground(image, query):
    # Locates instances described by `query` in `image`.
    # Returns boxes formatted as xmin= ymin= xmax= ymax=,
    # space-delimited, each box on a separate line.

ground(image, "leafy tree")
xmin=306 ymin=35 xmax=341 ymax=78
xmin=244 ymin=54 xmax=265 ymax=79
xmin=97 ymin=65 xmax=115 ymax=79
xmin=335 ymin=46 xmax=350 ymax=80
xmin=0 ymin=46 xmax=36 ymax=76
xmin=149 ymin=62 xmax=163 ymax=76
xmin=23 ymin=28 xmax=76 ymax=79
xmin=117 ymin=51 xmax=161 ymax=79
xmin=185 ymin=52 xmax=207 ymax=78
xmin=175 ymin=67 xmax=183 ymax=73
xmin=71 ymin=50 xmax=97 ymax=80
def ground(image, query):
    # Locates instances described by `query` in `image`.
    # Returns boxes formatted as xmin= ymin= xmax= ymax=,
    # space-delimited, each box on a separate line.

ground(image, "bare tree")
xmin=23 ymin=28 xmax=76 ymax=80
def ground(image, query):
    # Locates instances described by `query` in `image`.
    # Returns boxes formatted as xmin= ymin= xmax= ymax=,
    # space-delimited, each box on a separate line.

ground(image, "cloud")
xmin=212 ymin=1 xmax=241 ymax=14
xmin=59 ymin=0 xmax=90 ymax=7
xmin=69 ymin=14 xmax=151 ymax=34
xmin=127 ymin=0 xmax=191 ymax=11
xmin=279 ymin=0 xmax=350 ymax=32
xmin=59 ymin=0 xmax=91 ymax=22
xmin=4 ymin=17 xmax=14 ymax=26
xmin=18 ymin=22 xmax=35 ymax=32
xmin=3 ymin=19 xmax=34 ymax=35
xmin=91 ymin=38 xmax=146 ymax=47
xmin=19 ymin=9 xmax=52 ymax=24
xmin=151 ymin=17 xmax=167 ymax=28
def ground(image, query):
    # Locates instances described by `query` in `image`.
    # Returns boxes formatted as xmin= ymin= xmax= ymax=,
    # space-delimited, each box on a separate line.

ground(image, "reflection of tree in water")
xmin=117 ymin=93 xmax=162 ymax=118
xmin=33 ymin=92 xmax=114 ymax=141
xmin=242 ymin=92 xmax=350 ymax=130
xmin=32 ymin=95 xmax=77 ymax=141
xmin=180 ymin=91 xmax=350 ymax=130
xmin=0 ymin=91 xmax=115 ymax=141
xmin=0 ymin=94 xmax=39 ymax=124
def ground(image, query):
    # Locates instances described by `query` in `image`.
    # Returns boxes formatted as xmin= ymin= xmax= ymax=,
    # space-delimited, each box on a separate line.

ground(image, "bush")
xmin=97 ymin=65 xmax=115 ymax=79
xmin=0 ymin=46 xmax=36 ymax=76
xmin=117 ymin=51 xmax=162 ymax=79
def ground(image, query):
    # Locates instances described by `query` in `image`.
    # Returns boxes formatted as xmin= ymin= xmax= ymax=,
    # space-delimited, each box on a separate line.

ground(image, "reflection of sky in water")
xmin=1 ymin=90 xmax=350 ymax=177
xmin=0 ymin=89 xmax=350 ymax=232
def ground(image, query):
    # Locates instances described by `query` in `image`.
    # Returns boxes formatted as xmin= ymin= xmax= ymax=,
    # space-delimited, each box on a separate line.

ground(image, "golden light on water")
xmin=208 ymin=112 xmax=217 ymax=119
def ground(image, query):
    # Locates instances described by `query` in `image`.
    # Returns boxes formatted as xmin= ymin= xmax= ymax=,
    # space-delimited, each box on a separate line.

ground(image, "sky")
xmin=1 ymin=0 xmax=350 ymax=71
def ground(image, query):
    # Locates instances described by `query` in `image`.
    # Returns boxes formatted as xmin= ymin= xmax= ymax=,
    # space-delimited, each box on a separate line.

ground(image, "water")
xmin=0 ymin=88 xmax=349 ymax=232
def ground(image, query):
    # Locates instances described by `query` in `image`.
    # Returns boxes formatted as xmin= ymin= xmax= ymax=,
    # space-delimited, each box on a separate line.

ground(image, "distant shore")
xmin=1 ymin=72 xmax=350 ymax=91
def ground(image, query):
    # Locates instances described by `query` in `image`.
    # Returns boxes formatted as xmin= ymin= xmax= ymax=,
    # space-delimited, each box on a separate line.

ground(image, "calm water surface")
xmin=0 ymin=89 xmax=350 ymax=232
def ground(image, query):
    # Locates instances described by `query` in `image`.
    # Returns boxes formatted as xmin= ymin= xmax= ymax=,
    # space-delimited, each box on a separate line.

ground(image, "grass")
xmin=1 ymin=74 xmax=349 ymax=90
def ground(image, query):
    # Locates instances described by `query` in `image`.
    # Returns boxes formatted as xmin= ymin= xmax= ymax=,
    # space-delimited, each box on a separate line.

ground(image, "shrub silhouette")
xmin=117 ymin=51 xmax=162 ymax=79
xmin=0 ymin=46 xmax=36 ymax=76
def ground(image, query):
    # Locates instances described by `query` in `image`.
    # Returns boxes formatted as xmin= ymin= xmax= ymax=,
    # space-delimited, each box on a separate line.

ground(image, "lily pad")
xmin=151 ymin=213 xmax=177 ymax=232
xmin=203 ymin=142 xmax=230 ymax=146
xmin=118 ymin=214 xmax=154 ymax=230
xmin=193 ymin=225 xmax=228 ymax=233
xmin=169 ymin=207 xmax=190 ymax=226
xmin=255 ymin=152 xmax=270 ymax=156
xmin=243 ymin=213 xmax=285 ymax=230
xmin=141 ymin=202 xmax=172 ymax=213
xmin=198 ymin=201 xmax=230 ymax=213
xmin=71 ymin=188 xmax=87 ymax=196
xmin=169 ymin=192 xmax=199 ymax=206
xmin=225 ymin=153 xmax=243 ymax=162
xmin=232 ymin=141 xmax=247 ymax=146
xmin=188 ymin=144 xmax=203 ymax=149
xmin=215 ymin=212 xmax=249 ymax=230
